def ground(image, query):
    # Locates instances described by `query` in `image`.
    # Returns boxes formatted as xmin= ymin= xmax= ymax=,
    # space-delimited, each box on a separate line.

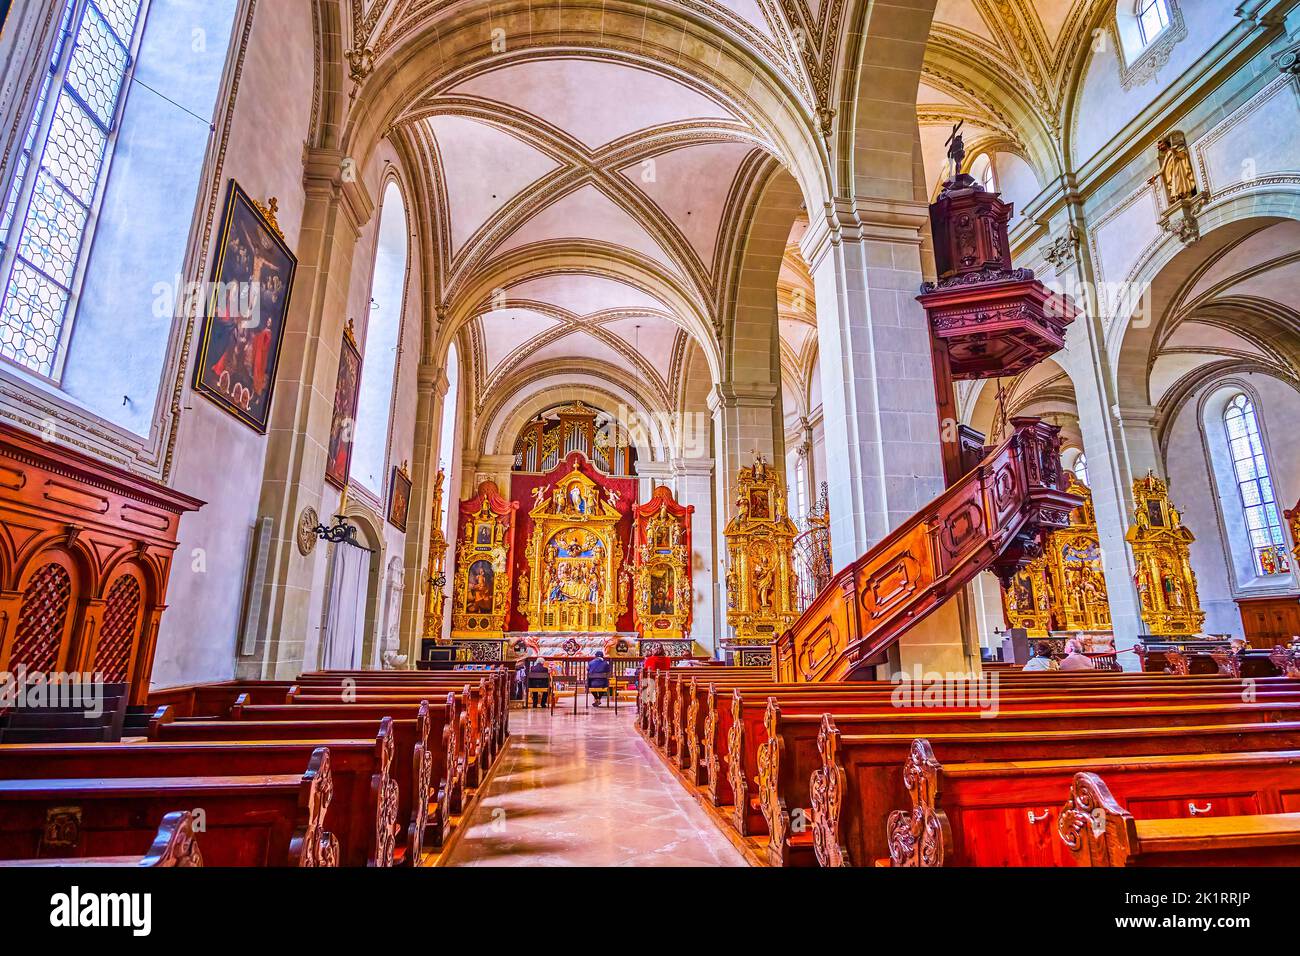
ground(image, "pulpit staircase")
xmin=773 ymin=159 xmax=1081 ymax=683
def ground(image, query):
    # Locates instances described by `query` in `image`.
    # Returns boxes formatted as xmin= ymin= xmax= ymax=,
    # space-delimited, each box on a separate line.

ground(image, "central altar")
xmin=515 ymin=454 xmax=629 ymax=633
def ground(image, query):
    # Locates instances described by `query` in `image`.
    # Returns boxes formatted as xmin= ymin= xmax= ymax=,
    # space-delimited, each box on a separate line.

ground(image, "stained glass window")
xmin=0 ymin=0 xmax=145 ymax=379
xmin=1223 ymin=393 xmax=1290 ymax=576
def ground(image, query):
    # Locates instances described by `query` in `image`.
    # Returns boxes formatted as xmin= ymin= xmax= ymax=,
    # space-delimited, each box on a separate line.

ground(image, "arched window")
xmin=1073 ymin=453 xmax=1089 ymax=486
xmin=971 ymin=154 xmax=997 ymax=193
xmin=1137 ymin=0 xmax=1171 ymax=46
xmin=1223 ymin=393 xmax=1289 ymax=575
xmin=351 ymin=182 xmax=410 ymax=496
xmin=0 ymin=0 xmax=147 ymax=378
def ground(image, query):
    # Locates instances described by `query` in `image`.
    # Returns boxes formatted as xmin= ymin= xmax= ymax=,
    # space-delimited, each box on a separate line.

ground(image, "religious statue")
xmin=945 ymin=120 xmax=967 ymax=184
xmin=753 ymin=552 xmax=775 ymax=609
xmin=1156 ymin=131 xmax=1197 ymax=204
xmin=422 ymin=467 xmax=449 ymax=641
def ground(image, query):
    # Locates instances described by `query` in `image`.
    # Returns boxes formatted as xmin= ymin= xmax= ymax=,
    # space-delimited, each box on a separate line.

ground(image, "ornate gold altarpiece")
xmin=518 ymin=462 xmax=626 ymax=632
xmin=1125 ymin=471 xmax=1205 ymax=635
xmin=422 ymin=468 xmax=450 ymax=640
xmin=724 ymin=457 xmax=798 ymax=657
xmin=452 ymin=481 xmax=518 ymax=640
xmin=632 ymin=486 xmax=694 ymax=640
xmin=1003 ymin=474 xmax=1111 ymax=636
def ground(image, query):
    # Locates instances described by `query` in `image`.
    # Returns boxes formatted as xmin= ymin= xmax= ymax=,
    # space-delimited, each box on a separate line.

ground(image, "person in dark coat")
xmin=588 ymin=651 xmax=612 ymax=706
xmin=527 ymin=658 xmax=552 ymax=706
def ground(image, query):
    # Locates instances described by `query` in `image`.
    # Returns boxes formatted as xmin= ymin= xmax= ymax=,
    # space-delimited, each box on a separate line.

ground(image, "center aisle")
xmin=444 ymin=705 xmax=748 ymax=867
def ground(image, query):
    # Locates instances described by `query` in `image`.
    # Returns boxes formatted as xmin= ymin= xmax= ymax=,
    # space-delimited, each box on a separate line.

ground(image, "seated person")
xmin=527 ymin=657 xmax=552 ymax=706
xmin=1022 ymin=641 xmax=1059 ymax=672
xmin=587 ymin=651 xmax=612 ymax=706
xmin=1058 ymin=638 xmax=1095 ymax=671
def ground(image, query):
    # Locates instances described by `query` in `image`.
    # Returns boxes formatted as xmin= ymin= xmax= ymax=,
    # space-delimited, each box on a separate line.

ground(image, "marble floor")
xmin=444 ymin=704 xmax=748 ymax=867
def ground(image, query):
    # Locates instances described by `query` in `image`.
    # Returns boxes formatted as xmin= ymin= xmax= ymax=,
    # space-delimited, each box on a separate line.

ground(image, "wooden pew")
xmin=147 ymin=680 xmax=299 ymax=718
xmin=286 ymin=678 xmax=499 ymax=776
xmin=0 ymin=726 xmax=401 ymax=867
xmin=799 ymin=714 xmax=1300 ymax=867
xmin=160 ymin=696 xmax=455 ymax=855
xmin=0 ymin=748 xmax=338 ymax=866
xmin=885 ymin=740 xmax=1300 ymax=866
xmin=0 ymin=810 xmax=204 ymax=867
xmin=1058 ymin=771 xmax=1300 ymax=866
xmin=711 ymin=685 xmax=1300 ymax=833
xmin=297 ymin=669 xmax=510 ymax=748
xmin=149 ymin=709 xmax=445 ymax=859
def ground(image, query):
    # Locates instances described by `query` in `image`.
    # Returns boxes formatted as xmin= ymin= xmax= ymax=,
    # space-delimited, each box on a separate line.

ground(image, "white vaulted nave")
xmin=0 ymin=0 xmax=1299 ymax=883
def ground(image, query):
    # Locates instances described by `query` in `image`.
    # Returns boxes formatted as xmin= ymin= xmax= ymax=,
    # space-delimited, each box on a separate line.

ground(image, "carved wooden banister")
xmin=773 ymin=418 xmax=1079 ymax=683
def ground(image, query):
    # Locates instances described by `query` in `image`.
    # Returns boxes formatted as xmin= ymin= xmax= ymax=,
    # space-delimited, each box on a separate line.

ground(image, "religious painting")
xmin=386 ymin=464 xmax=411 ymax=532
xmin=324 ymin=323 xmax=362 ymax=489
xmin=476 ymin=523 xmax=493 ymax=546
xmin=749 ymin=489 xmax=770 ymax=520
xmin=1146 ymin=499 xmax=1165 ymax=528
xmin=650 ymin=568 xmax=675 ymax=616
xmin=465 ymin=560 xmax=495 ymax=614
xmin=193 ymin=180 xmax=297 ymax=433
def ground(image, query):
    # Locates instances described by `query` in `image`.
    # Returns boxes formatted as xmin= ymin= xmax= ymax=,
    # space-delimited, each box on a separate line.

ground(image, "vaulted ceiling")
xmin=341 ymin=0 xmax=1113 ymax=441
xmin=920 ymin=0 xmax=1093 ymax=193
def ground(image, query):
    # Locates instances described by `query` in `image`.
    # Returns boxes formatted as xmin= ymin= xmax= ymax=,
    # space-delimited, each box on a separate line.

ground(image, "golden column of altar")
xmin=422 ymin=468 xmax=449 ymax=641
xmin=1125 ymin=471 xmax=1205 ymax=635
xmin=1003 ymin=474 xmax=1111 ymax=635
xmin=519 ymin=463 xmax=626 ymax=632
xmin=724 ymin=457 xmax=798 ymax=659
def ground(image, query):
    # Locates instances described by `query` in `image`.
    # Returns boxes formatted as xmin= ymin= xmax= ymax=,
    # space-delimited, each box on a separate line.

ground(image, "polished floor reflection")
xmin=445 ymin=705 xmax=748 ymax=867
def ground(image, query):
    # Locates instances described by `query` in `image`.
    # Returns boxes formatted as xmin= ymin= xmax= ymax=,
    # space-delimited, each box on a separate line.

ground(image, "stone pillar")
xmin=1048 ymin=211 xmax=1151 ymax=656
xmin=636 ymin=460 xmax=673 ymax=504
xmin=709 ymin=382 xmax=784 ymax=651
xmin=803 ymin=200 xmax=948 ymax=568
xmin=468 ymin=454 xmax=515 ymax=494
xmin=673 ymin=456 xmax=719 ymax=658
xmin=398 ymin=364 xmax=449 ymax=665
xmin=803 ymin=199 xmax=972 ymax=674
xmin=244 ymin=147 xmax=374 ymax=680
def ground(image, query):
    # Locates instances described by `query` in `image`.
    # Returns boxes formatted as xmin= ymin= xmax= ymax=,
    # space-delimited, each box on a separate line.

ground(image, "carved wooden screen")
xmin=95 ymin=573 xmax=144 ymax=683
xmin=11 ymin=562 xmax=74 ymax=672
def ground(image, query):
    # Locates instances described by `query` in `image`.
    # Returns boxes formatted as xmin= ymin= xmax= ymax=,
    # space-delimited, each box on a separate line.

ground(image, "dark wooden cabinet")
xmin=0 ymin=423 xmax=203 ymax=703
xmin=1237 ymin=595 xmax=1300 ymax=648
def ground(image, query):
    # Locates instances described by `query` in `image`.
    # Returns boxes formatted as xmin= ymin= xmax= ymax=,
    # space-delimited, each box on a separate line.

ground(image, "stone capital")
xmin=801 ymin=196 xmax=931 ymax=270
xmin=417 ymin=363 xmax=451 ymax=397
xmin=708 ymin=380 xmax=780 ymax=413
xmin=1111 ymin=403 xmax=1159 ymax=427
xmin=671 ymin=456 xmax=714 ymax=478
xmin=302 ymin=145 xmax=375 ymax=237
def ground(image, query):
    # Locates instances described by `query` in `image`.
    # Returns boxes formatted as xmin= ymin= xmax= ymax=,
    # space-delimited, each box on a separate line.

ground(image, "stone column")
xmin=398 ymin=364 xmax=449 ymax=665
xmin=803 ymin=199 xmax=972 ymax=674
xmin=673 ymin=456 xmax=719 ymax=658
xmin=243 ymin=147 xmax=374 ymax=679
xmin=1048 ymin=213 xmax=1151 ymax=658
